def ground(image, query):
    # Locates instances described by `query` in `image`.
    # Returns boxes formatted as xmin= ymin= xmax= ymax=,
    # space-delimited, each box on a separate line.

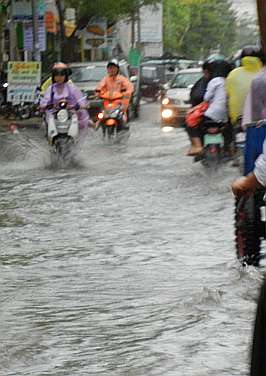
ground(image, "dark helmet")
xmin=107 ymin=59 xmax=119 ymax=69
xmin=51 ymin=62 xmax=71 ymax=83
xmin=240 ymin=45 xmax=262 ymax=59
xmin=209 ymin=60 xmax=232 ymax=78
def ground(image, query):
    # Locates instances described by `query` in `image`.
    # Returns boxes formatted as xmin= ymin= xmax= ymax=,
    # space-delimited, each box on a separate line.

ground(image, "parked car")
xmin=160 ymin=68 xmax=202 ymax=127
xmin=140 ymin=61 xmax=176 ymax=101
xmin=69 ymin=60 xmax=140 ymax=121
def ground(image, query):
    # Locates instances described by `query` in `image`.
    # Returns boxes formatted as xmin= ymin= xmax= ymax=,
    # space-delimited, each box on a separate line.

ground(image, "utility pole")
xmin=31 ymin=0 xmax=40 ymax=61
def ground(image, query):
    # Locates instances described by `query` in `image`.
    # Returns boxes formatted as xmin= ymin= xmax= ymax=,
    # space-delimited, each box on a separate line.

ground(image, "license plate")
xmin=204 ymin=134 xmax=223 ymax=145
xmin=236 ymin=132 xmax=246 ymax=143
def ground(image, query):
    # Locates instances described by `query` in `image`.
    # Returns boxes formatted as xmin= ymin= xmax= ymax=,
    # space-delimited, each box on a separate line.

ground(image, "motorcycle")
xmin=234 ymin=121 xmax=266 ymax=266
xmin=46 ymin=100 xmax=79 ymax=161
xmin=195 ymin=120 xmax=227 ymax=166
xmin=0 ymin=84 xmax=41 ymax=120
xmin=96 ymin=91 xmax=128 ymax=141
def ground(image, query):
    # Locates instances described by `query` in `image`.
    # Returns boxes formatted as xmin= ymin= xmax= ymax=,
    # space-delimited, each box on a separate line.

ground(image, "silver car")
xmin=161 ymin=68 xmax=202 ymax=127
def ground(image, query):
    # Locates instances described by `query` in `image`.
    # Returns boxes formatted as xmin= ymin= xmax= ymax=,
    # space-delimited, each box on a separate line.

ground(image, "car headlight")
xmin=162 ymin=97 xmax=170 ymax=105
xmin=161 ymin=108 xmax=173 ymax=119
xmin=57 ymin=109 xmax=69 ymax=123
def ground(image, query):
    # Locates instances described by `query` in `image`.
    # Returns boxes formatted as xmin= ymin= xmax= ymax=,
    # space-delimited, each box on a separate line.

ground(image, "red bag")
xmin=186 ymin=102 xmax=209 ymax=128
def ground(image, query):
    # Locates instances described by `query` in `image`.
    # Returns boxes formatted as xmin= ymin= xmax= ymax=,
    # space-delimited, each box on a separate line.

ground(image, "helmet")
xmin=206 ymin=53 xmax=226 ymax=63
xmin=240 ymin=45 xmax=262 ymax=59
xmin=209 ymin=60 xmax=232 ymax=78
xmin=51 ymin=62 xmax=70 ymax=83
xmin=107 ymin=59 xmax=119 ymax=69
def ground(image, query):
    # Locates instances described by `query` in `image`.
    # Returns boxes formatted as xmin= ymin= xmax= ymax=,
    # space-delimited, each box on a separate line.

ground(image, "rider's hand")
xmin=231 ymin=173 xmax=261 ymax=198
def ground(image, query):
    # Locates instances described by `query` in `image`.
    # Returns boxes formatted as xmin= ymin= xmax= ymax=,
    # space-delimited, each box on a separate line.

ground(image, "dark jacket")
xmin=190 ymin=76 xmax=209 ymax=107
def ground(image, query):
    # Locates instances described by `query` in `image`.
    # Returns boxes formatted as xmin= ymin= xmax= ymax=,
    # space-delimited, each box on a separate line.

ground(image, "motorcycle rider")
xmin=186 ymin=59 xmax=232 ymax=156
xmin=40 ymin=62 xmax=89 ymax=132
xmin=232 ymin=51 xmax=266 ymax=197
xmin=95 ymin=59 xmax=134 ymax=131
xmin=226 ymin=46 xmax=263 ymax=127
xmin=189 ymin=61 xmax=212 ymax=108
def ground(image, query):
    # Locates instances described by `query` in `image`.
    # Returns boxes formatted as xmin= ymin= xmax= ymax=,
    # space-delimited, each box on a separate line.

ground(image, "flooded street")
xmin=0 ymin=103 xmax=263 ymax=376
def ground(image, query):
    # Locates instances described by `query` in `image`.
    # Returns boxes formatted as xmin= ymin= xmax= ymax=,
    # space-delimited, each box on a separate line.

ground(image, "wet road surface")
xmin=0 ymin=103 xmax=264 ymax=375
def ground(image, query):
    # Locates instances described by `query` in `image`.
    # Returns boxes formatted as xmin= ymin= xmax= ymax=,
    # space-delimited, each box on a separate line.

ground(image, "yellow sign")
xmin=8 ymin=61 xmax=41 ymax=84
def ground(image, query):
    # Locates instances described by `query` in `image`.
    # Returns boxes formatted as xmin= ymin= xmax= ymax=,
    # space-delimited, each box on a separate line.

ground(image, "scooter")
xmin=234 ymin=121 xmax=266 ymax=266
xmin=195 ymin=120 xmax=226 ymax=166
xmin=96 ymin=91 xmax=128 ymax=141
xmin=46 ymin=100 xmax=79 ymax=160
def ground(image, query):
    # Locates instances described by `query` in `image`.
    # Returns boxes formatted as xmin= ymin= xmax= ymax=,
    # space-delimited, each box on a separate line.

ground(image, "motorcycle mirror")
xmin=130 ymin=75 xmax=137 ymax=83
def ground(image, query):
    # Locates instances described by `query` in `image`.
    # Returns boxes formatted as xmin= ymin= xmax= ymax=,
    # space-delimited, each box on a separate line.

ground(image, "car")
xmin=140 ymin=61 xmax=176 ymax=101
xmin=160 ymin=68 xmax=203 ymax=128
xmin=69 ymin=60 xmax=140 ymax=122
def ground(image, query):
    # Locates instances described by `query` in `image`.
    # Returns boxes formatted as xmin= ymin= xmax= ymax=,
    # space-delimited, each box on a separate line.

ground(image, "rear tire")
xmin=203 ymin=145 xmax=221 ymax=168
xmin=234 ymin=193 xmax=262 ymax=266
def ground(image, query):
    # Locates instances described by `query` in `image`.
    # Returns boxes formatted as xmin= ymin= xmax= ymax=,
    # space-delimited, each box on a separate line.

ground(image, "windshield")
xmin=170 ymin=72 xmax=202 ymax=89
xmin=71 ymin=66 xmax=106 ymax=82
xmin=141 ymin=67 xmax=157 ymax=79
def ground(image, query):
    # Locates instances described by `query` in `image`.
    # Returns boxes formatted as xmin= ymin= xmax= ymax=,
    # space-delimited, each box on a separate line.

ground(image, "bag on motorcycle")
xmin=186 ymin=102 xmax=209 ymax=128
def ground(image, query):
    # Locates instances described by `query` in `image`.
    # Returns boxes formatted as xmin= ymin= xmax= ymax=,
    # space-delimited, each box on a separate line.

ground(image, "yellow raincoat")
xmin=226 ymin=56 xmax=263 ymax=126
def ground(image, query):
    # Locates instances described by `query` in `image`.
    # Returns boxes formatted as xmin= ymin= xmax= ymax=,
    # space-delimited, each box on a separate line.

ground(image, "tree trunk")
xmin=55 ymin=0 xmax=65 ymax=61
xmin=257 ymin=0 xmax=266 ymax=51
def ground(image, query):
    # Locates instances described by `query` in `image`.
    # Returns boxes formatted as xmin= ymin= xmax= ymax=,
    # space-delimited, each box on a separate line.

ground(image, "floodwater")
xmin=0 ymin=104 xmax=263 ymax=376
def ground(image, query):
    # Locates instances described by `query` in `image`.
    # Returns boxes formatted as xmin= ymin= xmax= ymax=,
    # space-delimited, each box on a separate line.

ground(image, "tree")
xmin=164 ymin=0 xmax=237 ymax=59
xmin=65 ymin=0 xmax=160 ymax=48
xmin=234 ymin=17 xmax=259 ymax=51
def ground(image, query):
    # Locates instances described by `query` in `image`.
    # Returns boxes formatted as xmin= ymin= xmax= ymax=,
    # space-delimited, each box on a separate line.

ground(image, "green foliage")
xmin=234 ymin=18 xmax=259 ymax=49
xmin=65 ymin=0 xmax=160 ymax=22
xmin=164 ymin=0 xmax=237 ymax=59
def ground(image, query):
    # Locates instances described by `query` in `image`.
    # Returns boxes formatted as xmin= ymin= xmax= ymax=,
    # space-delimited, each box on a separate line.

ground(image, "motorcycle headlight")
xmin=57 ymin=109 xmax=69 ymax=123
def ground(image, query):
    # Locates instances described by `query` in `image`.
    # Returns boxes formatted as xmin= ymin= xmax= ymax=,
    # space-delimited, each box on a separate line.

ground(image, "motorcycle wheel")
xmin=202 ymin=145 xmax=221 ymax=168
xmin=54 ymin=135 xmax=74 ymax=159
xmin=234 ymin=193 xmax=262 ymax=266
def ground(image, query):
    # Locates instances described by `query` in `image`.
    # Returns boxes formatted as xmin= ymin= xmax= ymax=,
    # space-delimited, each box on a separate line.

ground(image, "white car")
xmin=161 ymin=68 xmax=202 ymax=127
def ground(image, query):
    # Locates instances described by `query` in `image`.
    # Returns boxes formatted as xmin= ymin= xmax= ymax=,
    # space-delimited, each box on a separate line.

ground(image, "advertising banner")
xmin=7 ymin=61 xmax=41 ymax=103
xmin=24 ymin=21 xmax=46 ymax=51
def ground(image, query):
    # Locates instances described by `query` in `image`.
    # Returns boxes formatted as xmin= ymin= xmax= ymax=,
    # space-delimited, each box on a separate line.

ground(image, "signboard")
xmin=83 ymin=17 xmax=107 ymax=50
xmin=139 ymin=4 xmax=163 ymax=43
xmin=7 ymin=61 xmax=41 ymax=103
xmin=11 ymin=0 xmax=45 ymax=20
xmin=128 ymin=48 xmax=141 ymax=67
xmin=24 ymin=21 xmax=46 ymax=51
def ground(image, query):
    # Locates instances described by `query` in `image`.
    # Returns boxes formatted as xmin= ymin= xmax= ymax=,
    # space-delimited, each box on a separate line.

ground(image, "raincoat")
xmin=226 ymin=56 xmax=262 ymax=125
xmin=40 ymin=82 xmax=89 ymax=129
xmin=96 ymin=74 xmax=134 ymax=111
